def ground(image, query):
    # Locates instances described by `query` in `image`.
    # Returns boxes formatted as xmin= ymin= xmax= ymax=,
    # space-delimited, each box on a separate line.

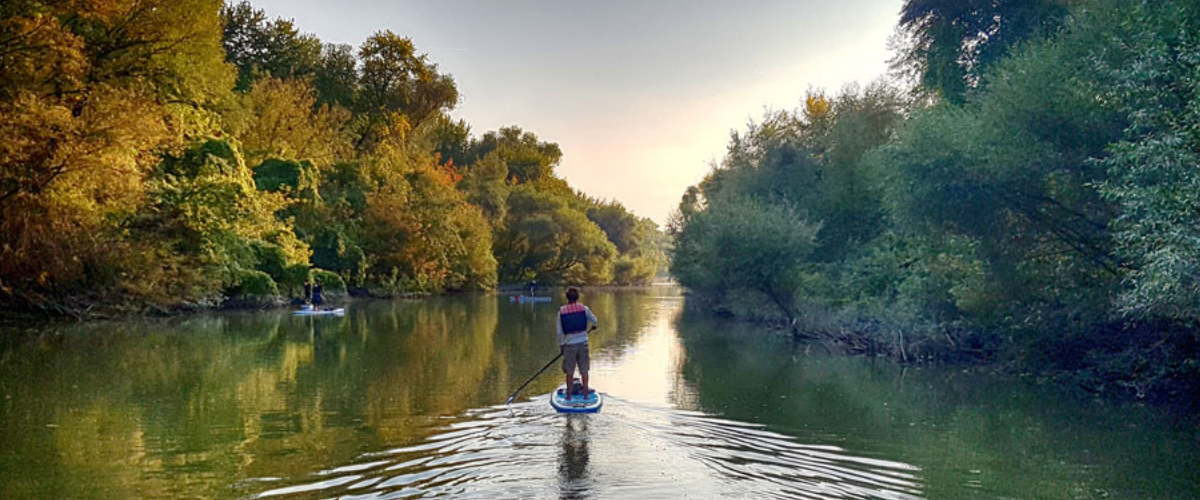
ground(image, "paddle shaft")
xmin=506 ymin=352 xmax=561 ymax=405
xmin=505 ymin=325 xmax=596 ymax=404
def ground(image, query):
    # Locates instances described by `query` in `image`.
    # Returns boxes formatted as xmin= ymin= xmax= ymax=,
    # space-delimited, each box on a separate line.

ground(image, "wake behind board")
xmin=550 ymin=384 xmax=602 ymax=413
xmin=293 ymin=307 xmax=345 ymax=316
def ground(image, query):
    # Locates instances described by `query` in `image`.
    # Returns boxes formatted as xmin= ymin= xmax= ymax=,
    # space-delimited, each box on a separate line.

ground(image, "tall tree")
xmin=466 ymin=126 xmax=562 ymax=184
xmin=220 ymin=1 xmax=322 ymax=90
xmin=892 ymin=0 xmax=1069 ymax=101
xmin=228 ymin=77 xmax=352 ymax=168
xmin=495 ymin=184 xmax=616 ymax=283
xmin=135 ymin=138 xmax=308 ymax=292
xmin=1096 ymin=1 xmax=1200 ymax=320
xmin=672 ymin=197 xmax=820 ymax=323
xmin=0 ymin=0 xmax=233 ymax=311
xmin=360 ymin=143 xmax=496 ymax=291
xmin=357 ymin=30 xmax=458 ymax=148
xmin=313 ymin=42 xmax=359 ymax=108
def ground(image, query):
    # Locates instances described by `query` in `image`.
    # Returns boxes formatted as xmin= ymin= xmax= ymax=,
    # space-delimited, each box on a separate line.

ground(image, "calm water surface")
xmin=0 ymin=287 xmax=1196 ymax=499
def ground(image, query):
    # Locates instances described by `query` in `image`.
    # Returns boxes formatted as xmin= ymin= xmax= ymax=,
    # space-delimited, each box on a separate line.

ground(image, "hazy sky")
xmin=252 ymin=0 xmax=904 ymax=224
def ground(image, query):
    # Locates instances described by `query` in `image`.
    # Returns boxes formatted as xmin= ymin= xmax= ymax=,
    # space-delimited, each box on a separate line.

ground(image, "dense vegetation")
xmin=670 ymin=0 xmax=1200 ymax=405
xmin=0 ymin=0 xmax=665 ymax=316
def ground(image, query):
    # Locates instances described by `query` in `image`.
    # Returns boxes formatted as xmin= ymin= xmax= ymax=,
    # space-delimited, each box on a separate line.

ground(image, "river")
xmin=0 ymin=287 xmax=1196 ymax=499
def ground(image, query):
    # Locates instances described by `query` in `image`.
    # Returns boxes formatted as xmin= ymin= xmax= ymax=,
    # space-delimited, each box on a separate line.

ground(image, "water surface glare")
xmin=0 ymin=287 xmax=1197 ymax=499
xmin=253 ymin=400 xmax=924 ymax=500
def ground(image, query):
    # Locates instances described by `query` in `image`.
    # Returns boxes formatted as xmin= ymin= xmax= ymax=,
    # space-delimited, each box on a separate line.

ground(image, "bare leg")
xmin=565 ymin=372 xmax=573 ymax=400
xmin=581 ymin=372 xmax=589 ymax=398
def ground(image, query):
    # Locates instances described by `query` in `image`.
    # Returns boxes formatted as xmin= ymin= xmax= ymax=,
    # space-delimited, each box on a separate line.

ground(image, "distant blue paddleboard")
xmin=550 ymin=384 xmax=602 ymax=413
xmin=510 ymin=295 xmax=552 ymax=303
xmin=293 ymin=307 xmax=345 ymax=316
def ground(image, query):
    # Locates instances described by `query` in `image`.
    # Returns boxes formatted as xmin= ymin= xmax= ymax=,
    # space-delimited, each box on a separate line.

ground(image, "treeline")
xmin=671 ymin=0 xmax=1200 ymax=404
xmin=0 ymin=1 xmax=665 ymax=315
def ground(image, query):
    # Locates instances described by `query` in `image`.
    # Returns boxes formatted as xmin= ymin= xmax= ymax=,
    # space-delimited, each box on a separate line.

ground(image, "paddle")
xmin=505 ymin=325 xmax=596 ymax=405
xmin=505 ymin=352 xmax=562 ymax=405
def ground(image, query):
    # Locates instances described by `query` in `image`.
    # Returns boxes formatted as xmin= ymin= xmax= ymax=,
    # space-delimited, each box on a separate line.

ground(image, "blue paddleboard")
xmin=510 ymin=295 xmax=552 ymax=303
xmin=293 ymin=307 xmax=345 ymax=316
xmin=550 ymin=384 xmax=602 ymax=413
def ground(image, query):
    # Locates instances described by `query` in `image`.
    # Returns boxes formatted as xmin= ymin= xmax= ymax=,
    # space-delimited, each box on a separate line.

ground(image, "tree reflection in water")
xmin=1 ymin=288 xmax=1195 ymax=500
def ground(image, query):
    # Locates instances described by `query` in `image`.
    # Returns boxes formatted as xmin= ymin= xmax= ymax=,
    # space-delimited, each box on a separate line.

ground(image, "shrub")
xmin=278 ymin=264 xmax=310 ymax=296
xmin=251 ymin=241 xmax=289 ymax=279
xmin=311 ymin=268 xmax=346 ymax=292
xmin=230 ymin=269 xmax=278 ymax=297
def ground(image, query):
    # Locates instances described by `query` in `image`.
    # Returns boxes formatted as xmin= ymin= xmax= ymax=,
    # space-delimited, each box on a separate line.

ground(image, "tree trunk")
xmin=761 ymin=286 xmax=808 ymax=340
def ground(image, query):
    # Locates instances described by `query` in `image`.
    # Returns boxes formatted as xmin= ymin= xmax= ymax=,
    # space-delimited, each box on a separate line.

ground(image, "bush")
xmin=278 ymin=264 xmax=310 ymax=296
xmin=251 ymin=241 xmax=289 ymax=279
xmin=230 ymin=269 xmax=278 ymax=297
xmin=253 ymin=158 xmax=318 ymax=194
xmin=671 ymin=197 xmax=820 ymax=318
xmin=311 ymin=268 xmax=346 ymax=292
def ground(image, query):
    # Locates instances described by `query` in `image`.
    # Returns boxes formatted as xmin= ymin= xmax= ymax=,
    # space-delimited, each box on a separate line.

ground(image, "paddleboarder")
xmin=312 ymin=281 xmax=324 ymax=311
xmin=558 ymin=287 xmax=598 ymax=400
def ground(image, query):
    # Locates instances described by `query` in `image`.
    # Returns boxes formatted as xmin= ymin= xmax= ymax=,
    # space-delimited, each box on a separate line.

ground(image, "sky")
xmin=251 ymin=0 xmax=905 ymax=225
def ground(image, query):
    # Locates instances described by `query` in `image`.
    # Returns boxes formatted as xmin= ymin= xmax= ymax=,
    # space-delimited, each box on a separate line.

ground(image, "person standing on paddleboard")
xmin=558 ymin=287 xmax=598 ymax=400
xmin=312 ymin=281 xmax=324 ymax=310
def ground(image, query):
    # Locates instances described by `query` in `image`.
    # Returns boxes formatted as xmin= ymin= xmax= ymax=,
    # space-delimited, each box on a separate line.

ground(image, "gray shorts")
xmin=562 ymin=343 xmax=590 ymax=375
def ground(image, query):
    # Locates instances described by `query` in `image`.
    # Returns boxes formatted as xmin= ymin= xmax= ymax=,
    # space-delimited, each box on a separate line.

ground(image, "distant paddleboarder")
xmin=312 ymin=281 xmax=324 ymax=310
xmin=558 ymin=287 xmax=598 ymax=399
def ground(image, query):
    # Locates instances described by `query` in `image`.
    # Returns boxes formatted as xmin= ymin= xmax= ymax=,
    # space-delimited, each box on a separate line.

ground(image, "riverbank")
xmin=0 ymin=282 xmax=655 ymax=324
xmin=0 ymin=289 xmax=349 ymax=323
xmin=683 ymin=290 xmax=1200 ymax=413
xmin=8 ymin=283 xmax=1194 ymax=413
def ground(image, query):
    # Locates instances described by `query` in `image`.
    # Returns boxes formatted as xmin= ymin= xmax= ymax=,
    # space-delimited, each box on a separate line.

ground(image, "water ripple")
xmin=247 ymin=396 xmax=924 ymax=499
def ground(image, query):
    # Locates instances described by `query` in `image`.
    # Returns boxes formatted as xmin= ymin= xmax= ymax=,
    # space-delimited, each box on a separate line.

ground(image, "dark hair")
xmin=565 ymin=287 xmax=580 ymax=302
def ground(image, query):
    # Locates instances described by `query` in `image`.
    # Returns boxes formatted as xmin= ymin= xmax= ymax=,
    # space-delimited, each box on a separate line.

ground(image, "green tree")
xmin=587 ymin=202 xmax=640 ymax=254
xmin=423 ymin=114 xmax=473 ymax=167
xmin=587 ymin=201 xmax=666 ymax=284
xmin=495 ymin=184 xmax=616 ymax=284
xmin=456 ymin=153 xmax=510 ymax=222
xmin=0 ymin=0 xmax=234 ymax=312
xmin=0 ymin=0 xmax=231 ymax=208
xmin=892 ymin=0 xmax=1069 ymax=102
xmin=1095 ymin=1 xmax=1200 ymax=320
xmin=228 ymin=77 xmax=352 ymax=168
xmin=220 ymin=1 xmax=323 ymax=91
xmin=882 ymin=6 xmax=1135 ymax=322
xmin=313 ymin=43 xmax=359 ymax=108
xmin=76 ymin=0 xmax=234 ymax=103
xmin=134 ymin=138 xmax=308 ymax=299
xmin=467 ymin=126 xmax=562 ymax=184
xmin=359 ymin=143 xmax=496 ymax=292
xmin=672 ymin=197 xmax=820 ymax=321
xmin=357 ymin=30 xmax=458 ymax=148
